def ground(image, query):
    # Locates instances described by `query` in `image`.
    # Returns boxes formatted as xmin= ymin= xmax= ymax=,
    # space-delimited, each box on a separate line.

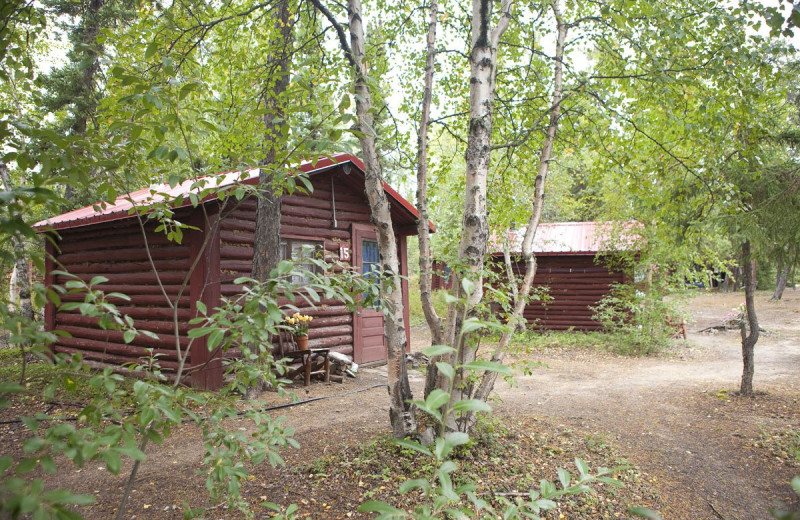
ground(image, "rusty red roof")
xmin=34 ymin=153 xmax=432 ymax=233
xmin=496 ymin=221 xmax=640 ymax=256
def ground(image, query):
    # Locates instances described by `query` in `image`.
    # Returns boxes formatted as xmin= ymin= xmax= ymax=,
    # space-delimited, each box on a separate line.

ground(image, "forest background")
xmin=2 ymin=0 xmax=800 ymax=518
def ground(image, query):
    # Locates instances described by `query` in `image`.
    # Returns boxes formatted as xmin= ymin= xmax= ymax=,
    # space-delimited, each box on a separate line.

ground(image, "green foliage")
xmin=591 ymin=285 xmax=688 ymax=356
xmin=407 ymin=278 xmax=449 ymax=327
xmin=356 ymin=345 xmax=626 ymax=519
xmin=510 ymin=327 xmax=679 ymax=360
xmin=0 ymin=253 xmax=381 ymax=519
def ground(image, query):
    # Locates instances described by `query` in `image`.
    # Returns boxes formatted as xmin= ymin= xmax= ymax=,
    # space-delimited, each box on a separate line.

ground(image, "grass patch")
xmin=294 ymin=417 xmax=661 ymax=517
xmin=407 ymin=276 xmax=450 ymax=327
xmin=510 ymin=329 xmax=676 ymax=357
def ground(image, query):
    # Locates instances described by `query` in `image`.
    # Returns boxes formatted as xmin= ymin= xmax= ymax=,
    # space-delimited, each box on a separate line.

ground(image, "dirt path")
xmin=8 ymin=292 xmax=798 ymax=519
xmin=489 ymin=291 xmax=800 ymax=520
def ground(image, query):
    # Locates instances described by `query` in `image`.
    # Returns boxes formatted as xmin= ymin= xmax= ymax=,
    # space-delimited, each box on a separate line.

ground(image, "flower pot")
xmin=295 ymin=335 xmax=309 ymax=350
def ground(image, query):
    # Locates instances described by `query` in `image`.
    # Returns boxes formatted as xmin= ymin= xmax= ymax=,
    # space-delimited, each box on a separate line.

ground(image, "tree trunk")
xmin=413 ymin=0 xmax=446 ymax=399
xmin=0 ymin=162 xmax=34 ymax=382
xmin=472 ymin=0 xmax=567 ymax=411
xmin=347 ymin=0 xmax=414 ymax=438
xmin=307 ymin=0 xmax=415 ymax=437
xmin=252 ymin=0 xmax=294 ymax=282
xmin=440 ymin=0 xmax=512 ymax=431
xmin=739 ymin=240 xmax=759 ymax=396
xmin=732 ymin=265 xmax=741 ymax=292
xmin=772 ymin=257 xmax=789 ymax=300
xmin=62 ymin=0 xmax=105 ymax=209
xmin=0 ymin=162 xmax=33 ymax=323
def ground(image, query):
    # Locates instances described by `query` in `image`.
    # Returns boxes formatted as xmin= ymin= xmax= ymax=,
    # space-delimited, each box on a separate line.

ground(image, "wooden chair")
xmin=274 ymin=330 xmax=331 ymax=386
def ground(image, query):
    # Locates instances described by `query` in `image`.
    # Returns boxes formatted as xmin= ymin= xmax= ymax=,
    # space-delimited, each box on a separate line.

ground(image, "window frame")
xmin=280 ymin=237 xmax=323 ymax=285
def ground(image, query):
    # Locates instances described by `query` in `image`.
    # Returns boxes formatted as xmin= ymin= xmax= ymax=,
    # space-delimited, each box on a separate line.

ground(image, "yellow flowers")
xmin=284 ymin=312 xmax=313 ymax=337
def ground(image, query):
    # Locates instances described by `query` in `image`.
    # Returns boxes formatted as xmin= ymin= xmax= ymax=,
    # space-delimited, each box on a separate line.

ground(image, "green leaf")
xmin=123 ymin=330 xmax=136 ymax=344
xmin=423 ymin=344 xmax=454 ymax=357
xmin=461 ymin=317 xmax=487 ymax=334
xmin=46 ymin=289 xmax=61 ymax=307
xmin=39 ymin=456 xmax=56 ymax=474
xmin=443 ymin=293 xmax=460 ymax=304
xmin=23 ymin=437 xmax=46 ymax=454
xmin=398 ymin=478 xmax=429 ymax=494
xmin=207 ymin=329 xmax=224 ymax=350
xmin=88 ymin=276 xmax=109 ymax=286
xmin=462 ymin=360 xmax=512 ymax=375
xmin=557 ymin=467 xmax=571 ymax=488
xmin=536 ymin=498 xmax=558 ymax=510
xmin=144 ymin=41 xmax=159 ymax=59
xmin=445 ymin=432 xmax=469 ymax=448
xmin=17 ymin=457 xmax=38 ymax=474
xmin=42 ymin=489 xmax=95 ymax=505
xmin=117 ymin=445 xmax=147 ymax=461
xmin=19 ymin=494 xmax=38 ymax=514
xmin=435 ymin=362 xmax=454 ymax=381
xmin=0 ymin=382 xmax=25 ymax=393
xmin=103 ymin=450 xmax=121 ymax=474
xmin=424 ymin=389 xmax=450 ymax=412
xmin=274 ymin=260 xmax=294 ymax=276
xmin=575 ymin=458 xmax=590 ymax=476
xmin=187 ymin=327 xmax=215 ymax=339
xmin=450 ymin=399 xmax=491 ymax=413
xmin=461 ymin=278 xmax=475 ymax=296
xmin=434 ymin=432 xmax=469 ymax=460
xmin=394 ymin=438 xmax=432 ymax=457
xmin=179 ymin=82 xmax=199 ymax=100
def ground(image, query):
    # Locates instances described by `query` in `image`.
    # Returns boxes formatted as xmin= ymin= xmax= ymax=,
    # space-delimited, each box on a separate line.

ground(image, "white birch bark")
xmin=473 ymin=0 xmax=567 ymax=405
xmin=441 ymin=0 xmax=512 ymax=430
xmin=347 ymin=0 xmax=415 ymax=438
xmin=414 ymin=0 xmax=447 ymax=398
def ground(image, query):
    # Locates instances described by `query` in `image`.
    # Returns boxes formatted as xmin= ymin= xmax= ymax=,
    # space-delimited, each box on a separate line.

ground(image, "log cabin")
xmin=495 ymin=221 xmax=637 ymax=330
xmin=34 ymin=154 xmax=428 ymax=389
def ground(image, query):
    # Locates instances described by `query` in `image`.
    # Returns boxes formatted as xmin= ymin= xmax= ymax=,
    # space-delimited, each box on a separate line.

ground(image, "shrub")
xmin=591 ymin=285 xmax=688 ymax=356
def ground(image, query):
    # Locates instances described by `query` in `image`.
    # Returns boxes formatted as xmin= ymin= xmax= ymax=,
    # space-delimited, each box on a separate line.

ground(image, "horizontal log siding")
xmin=218 ymin=171 xmax=372 ymax=353
xmin=521 ymin=256 xmax=624 ymax=330
xmin=51 ymin=218 xmax=195 ymax=371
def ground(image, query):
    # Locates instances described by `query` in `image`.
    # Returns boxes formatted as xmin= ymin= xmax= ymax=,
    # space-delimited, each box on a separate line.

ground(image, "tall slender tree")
xmin=310 ymin=0 xmax=416 ymax=437
xmin=252 ymin=0 xmax=296 ymax=281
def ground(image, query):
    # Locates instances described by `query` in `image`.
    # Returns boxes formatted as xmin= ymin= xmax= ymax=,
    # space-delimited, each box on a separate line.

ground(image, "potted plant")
xmin=285 ymin=312 xmax=313 ymax=350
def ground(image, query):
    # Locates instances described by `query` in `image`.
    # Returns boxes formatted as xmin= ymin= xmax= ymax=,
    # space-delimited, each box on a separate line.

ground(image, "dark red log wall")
xmin=518 ymin=255 xmax=624 ymax=330
xmin=45 ymin=166 xmax=412 ymax=389
xmin=218 ymin=167 xmax=410 ymax=361
xmin=48 ymin=212 xmax=198 ymax=378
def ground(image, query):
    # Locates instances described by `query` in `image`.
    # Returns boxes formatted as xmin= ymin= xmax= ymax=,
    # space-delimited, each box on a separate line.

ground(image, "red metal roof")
xmin=497 ymin=221 xmax=640 ymax=256
xmin=34 ymin=153 xmax=433 ymax=233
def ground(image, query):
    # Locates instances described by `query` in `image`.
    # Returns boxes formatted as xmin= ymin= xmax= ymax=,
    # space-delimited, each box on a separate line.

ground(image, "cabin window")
xmin=280 ymin=239 xmax=322 ymax=285
xmin=362 ymin=239 xmax=381 ymax=308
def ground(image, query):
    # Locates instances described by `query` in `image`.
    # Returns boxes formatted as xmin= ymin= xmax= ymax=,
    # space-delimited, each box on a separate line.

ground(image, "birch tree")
xmin=309 ymin=0 xmax=416 ymax=438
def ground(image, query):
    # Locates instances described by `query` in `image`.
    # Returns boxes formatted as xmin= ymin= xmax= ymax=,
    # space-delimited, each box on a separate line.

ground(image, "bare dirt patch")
xmin=491 ymin=290 xmax=800 ymax=519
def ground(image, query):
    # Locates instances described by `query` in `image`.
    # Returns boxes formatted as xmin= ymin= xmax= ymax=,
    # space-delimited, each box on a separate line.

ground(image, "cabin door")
xmin=352 ymin=224 xmax=386 ymax=364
